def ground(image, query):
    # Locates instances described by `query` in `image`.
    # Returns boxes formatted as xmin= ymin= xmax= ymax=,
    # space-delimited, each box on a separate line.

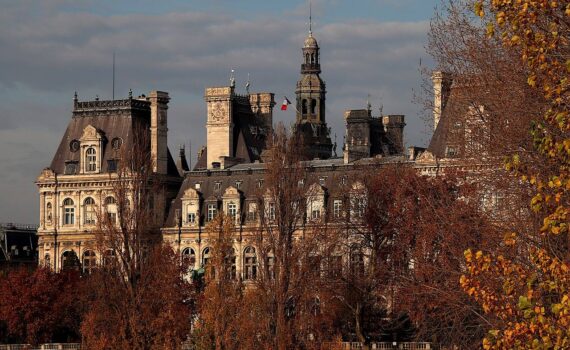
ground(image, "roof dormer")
xmin=79 ymin=125 xmax=104 ymax=174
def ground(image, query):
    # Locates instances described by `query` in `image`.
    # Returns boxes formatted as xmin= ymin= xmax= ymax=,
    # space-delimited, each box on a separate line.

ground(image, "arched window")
xmin=105 ymin=196 xmax=117 ymax=224
xmin=86 ymin=147 xmax=97 ymax=172
xmin=84 ymin=197 xmax=96 ymax=225
xmin=63 ymin=198 xmax=75 ymax=225
xmin=182 ymin=248 xmax=196 ymax=270
xmin=305 ymin=53 xmax=310 ymax=64
xmin=311 ymin=53 xmax=315 ymax=64
xmin=302 ymin=99 xmax=308 ymax=116
xmin=82 ymin=250 xmax=97 ymax=274
xmin=44 ymin=254 xmax=51 ymax=268
xmin=225 ymin=248 xmax=236 ymax=280
xmin=310 ymin=99 xmax=317 ymax=115
xmin=202 ymin=247 xmax=211 ymax=267
xmin=244 ymin=247 xmax=257 ymax=280
xmin=61 ymin=250 xmax=80 ymax=271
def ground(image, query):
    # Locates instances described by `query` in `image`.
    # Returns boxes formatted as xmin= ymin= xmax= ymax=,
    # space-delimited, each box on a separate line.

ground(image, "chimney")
xmin=148 ymin=91 xmax=170 ymax=174
xmin=432 ymin=71 xmax=452 ymax=131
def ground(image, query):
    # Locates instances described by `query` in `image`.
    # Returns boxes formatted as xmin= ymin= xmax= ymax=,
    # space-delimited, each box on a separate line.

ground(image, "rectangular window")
xmin=107 ymin=212 xmax=117 ymax=224
xmin=187 ymin=212 xmax=196 ymax=224
xmin=84 ymin=212 xmax=95 ymax=225
xmin=64 ymin=162 xmax=77 ymax=175
xmin=107 ymin=159 xmax=118 ymax=172
xmin=247 ymin=203 xmax=257 ymax=221
xmin=64 ymin=208 xmax=74 ymax=225
xmin=268 ymin=202 xmax=276 ymax=221
xmin=311 ymin=208 xmax=320 ymax=220
xmin=328 ymin=255 xmax=343 ymax=278
xmin=352 ymin=197 xmax=366 ymax=219
xmin=214 ymin=182 xmax=221 ymax=191
xmin=445 ymin=146 xmax=458 ymax=158
xmin=257 ymin=179 xmax=264 ymax=188
xmin=207 ymin=203 xmax=217 ymax=222
xmin=235 ymin=181 xmax=242 ymax=189
xmin=227 ymin=202 xmax=237 ymax=220
xmin=333 ymin=200 xmax=342 ymax=219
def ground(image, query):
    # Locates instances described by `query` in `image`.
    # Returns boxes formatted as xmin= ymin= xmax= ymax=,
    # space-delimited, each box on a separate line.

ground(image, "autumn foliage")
xmin=0 ymin=267 xmax=82 ymax=345
xmin=459 ymin=0 xmax=570 ymax=349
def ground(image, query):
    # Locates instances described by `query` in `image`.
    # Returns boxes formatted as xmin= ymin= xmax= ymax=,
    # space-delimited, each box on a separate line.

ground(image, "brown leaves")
xmin=0 ymin=267 xmax=82 ymax=345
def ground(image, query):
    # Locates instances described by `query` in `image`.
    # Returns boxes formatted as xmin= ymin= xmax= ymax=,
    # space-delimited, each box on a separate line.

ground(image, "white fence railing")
xmin=322 ymin=342 xmax=435 ymax=350
xmin=0 ymin=344 xmax=80 ymax=350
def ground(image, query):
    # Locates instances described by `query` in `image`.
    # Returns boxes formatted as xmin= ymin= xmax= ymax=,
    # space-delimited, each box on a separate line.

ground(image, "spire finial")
xmin=128 ymin=88 xmax=132 ymax=99
xmin=245 ymin=73 xmax=251 ymax=94
xmin=230 ymin=69 xmax=236 ymax=88
xmin=366 ymin=94 xmax=371 ymax=112
xmin=309 ymin=0 xmax=313 ymax=35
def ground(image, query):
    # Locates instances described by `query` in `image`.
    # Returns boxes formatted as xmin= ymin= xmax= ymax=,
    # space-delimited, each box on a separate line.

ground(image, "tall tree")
xmin=80 ymin=126 xmax=194 ymax=350
xmin=460 ymin=0 xmax=570 ymax=348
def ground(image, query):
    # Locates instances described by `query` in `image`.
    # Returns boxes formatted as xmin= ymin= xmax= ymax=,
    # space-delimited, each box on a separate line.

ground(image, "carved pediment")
xmin=182 ymin=187 xmax=201 ymax=200
xmin=307 ymin=183 xmax=326 ymax=197
xmin=416 ymin=150 xmax=436 ymax=164
xmin=351 ymin=181 xmax=366 ymax=192
xmin=80 ymin=125 xmax=103 ymax=141
xmin=223 ymin=186 xmax=241 ymax=198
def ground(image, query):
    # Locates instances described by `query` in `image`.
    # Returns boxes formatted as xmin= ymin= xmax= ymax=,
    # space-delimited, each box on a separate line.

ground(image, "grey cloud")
xmin=0 ymin=2 xmax=432 ymax=223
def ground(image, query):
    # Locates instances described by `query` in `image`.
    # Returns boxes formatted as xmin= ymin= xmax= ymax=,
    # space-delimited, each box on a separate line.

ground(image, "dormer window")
xmin=227 ymin=202 xmax=237 ymax=220
xmin=86 ymin=148 xmax=97 ymax=172
xmin=79 ymin=125 xmax=103 ymax=174
xmin=207 ymin=203 xmax=218 ymax=222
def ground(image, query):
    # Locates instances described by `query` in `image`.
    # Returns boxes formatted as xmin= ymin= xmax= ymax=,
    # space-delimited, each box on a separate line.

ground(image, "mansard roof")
xmin=165 ymin=155 xmax=408 ymax=228
xmin=49 ymin=98 xmax=179 ymax=176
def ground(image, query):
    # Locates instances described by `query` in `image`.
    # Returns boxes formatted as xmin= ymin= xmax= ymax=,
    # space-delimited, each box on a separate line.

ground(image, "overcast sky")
xmin=0 ymin=0 xmax=440 ymax=224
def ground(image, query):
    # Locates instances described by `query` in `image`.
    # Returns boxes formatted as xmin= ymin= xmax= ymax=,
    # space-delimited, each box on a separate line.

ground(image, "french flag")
xmin=281 ymin=97 xmax=291 ymax=111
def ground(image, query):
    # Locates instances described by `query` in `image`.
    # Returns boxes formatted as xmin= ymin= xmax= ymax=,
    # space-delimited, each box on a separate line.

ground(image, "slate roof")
xmin=49 ymin=98 xmax=179 ymax=177
xmin=166 ymin=155 xmax=408 ymax=228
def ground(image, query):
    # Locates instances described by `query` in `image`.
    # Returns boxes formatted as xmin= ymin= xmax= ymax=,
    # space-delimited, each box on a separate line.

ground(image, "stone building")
xmin=36 ymin=92 xmax=182 ymax=272
xmin=38 ymin=27 xmax=469 ymax=275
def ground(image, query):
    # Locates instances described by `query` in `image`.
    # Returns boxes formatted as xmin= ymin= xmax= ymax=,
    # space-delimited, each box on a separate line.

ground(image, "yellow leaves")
xmin=528 ymin=74 xmax=537 ymax=87
xmin=475 ymin=1 xmax=485 ymax=17
xmin=511 ymin=35 xmax=521 ymax=45
xmin=504 ymin=232 xmax=517 ymax=246
xmin=464 ymin=248 xmax=473 ymax=263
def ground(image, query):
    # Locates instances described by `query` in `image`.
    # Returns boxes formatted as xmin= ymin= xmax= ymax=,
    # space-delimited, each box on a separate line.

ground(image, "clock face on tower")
xmin=210 ymin=101 xmax=228 ymax=123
